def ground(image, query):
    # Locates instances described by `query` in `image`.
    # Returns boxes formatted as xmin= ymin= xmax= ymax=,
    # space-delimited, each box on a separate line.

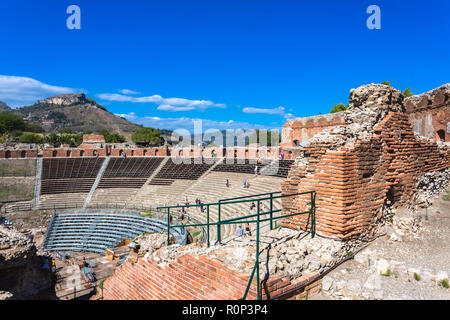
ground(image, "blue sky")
xmin=0 ymin=0 xmax=449 ymax=132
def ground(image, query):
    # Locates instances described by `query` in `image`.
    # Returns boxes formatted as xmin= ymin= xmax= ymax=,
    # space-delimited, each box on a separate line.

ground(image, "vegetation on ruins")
xmin=403 ymin=87 xmax=414 ymax=97
xmin=381 ymin=81 xmax=391 ymax=86
xmin=439 ymin=279 xmax=449 ymax=289
xmin=330 ymin=103 xmax=348 ymax=113
xmin=131 ymin=127 xmax=165 ymax=146
xmin=98 ymin=128 xmax=126 ymax=143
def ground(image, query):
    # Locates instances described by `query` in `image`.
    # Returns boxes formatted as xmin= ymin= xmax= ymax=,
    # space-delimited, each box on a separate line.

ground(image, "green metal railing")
xmin=157 ymin=190 xmax=316 ymax=300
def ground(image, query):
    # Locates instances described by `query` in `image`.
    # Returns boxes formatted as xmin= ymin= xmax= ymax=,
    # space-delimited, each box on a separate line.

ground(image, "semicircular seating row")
xmin=43 ymin=212 xmax=186 ymax=254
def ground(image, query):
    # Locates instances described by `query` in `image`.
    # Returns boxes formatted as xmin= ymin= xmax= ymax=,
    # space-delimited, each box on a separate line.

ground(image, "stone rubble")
xmin=413 ymin=169 xmax=450 ymax=208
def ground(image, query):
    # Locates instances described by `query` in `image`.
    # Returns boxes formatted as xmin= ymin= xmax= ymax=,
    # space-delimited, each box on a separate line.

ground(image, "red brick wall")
xmin=92 ymin=251 xmax=322 ymax=300
xmin=282 ymin=112 xmax=450 ymax=239
xmin=93 ymin=253 xmax=258 ymax=300
xmin=0 ymin=149 xmax=38 ymax=158
xmin=281 ymin=113 xmax=346 ymax=147
xmin=405 ymin=85 xmax=450 ymax=142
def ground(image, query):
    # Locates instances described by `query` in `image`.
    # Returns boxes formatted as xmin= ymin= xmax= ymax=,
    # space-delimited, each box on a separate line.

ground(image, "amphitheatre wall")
xmin=404 ymin=84 xmax=450 ymax=142
xmin=281 ymin=113 xmax=346 ymax=147
xmin=281 ymin=84 xmax=450 ymax=240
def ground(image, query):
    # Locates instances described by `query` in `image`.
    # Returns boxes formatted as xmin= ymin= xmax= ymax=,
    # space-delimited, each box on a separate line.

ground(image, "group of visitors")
xmin=243 ymin=179 xmax=250 ymax=188
xmin=236 ymin=223 xmax=252 ymax=239
xmin=195 ymin=198 xmax=205 ymax=213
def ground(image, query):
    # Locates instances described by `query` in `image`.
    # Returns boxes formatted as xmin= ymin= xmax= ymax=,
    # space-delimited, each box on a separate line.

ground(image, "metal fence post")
xmin=217 ymin=202 xmax=221 ymax=244
xmin=256 ymin=199 xmax=260 ymax=300
xmin=207 ymin=204 xmax=210 ymax=247
xmin=310 ymin=191 xmax=315 ymax=238
xmin=269 ymin=192 xmax=273 ymax=230
xmin=167 ymin=208 xmax=171 ymax=245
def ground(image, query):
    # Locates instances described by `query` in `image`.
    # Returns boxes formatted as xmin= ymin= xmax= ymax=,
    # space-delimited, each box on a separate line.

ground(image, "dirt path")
xmin=312 ymin=188 xmax=450 ymax=300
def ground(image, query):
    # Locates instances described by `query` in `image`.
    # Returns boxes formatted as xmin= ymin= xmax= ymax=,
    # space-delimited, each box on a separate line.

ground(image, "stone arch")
xmin=143 ymin=149 xmax=147 ymax=156
xmin=119 ymin=149 xmax=124 ymax=157
xmin=21 ymin=150 xmax=26 ymax=158
xmin=155 ymin=149 xmax=159 ymax=156
xmin=66 ymin=150 xmax=71 ymax=157
xmin=5 ymin=150 xmax=11 ymax=159
xmin=52 ymin=150 xmax=57 ymax=157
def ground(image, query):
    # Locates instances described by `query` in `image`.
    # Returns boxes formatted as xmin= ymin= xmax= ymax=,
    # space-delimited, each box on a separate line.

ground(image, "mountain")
xmin=0 ymin=101 xmax=11 ymax=111
xmin=13 ymin=93 xmax=142 ymax=139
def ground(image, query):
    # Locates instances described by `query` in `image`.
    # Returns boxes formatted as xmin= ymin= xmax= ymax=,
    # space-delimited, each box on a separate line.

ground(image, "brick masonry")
xmin=281 ymin=112 xmax=450 ymax=239
xmin=405 ymin=84 xmax=450 ymax=142
xmin=92 ymin=251 xmax=321 ymax=300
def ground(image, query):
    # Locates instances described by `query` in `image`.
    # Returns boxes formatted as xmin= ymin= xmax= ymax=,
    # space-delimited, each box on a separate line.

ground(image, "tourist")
xmin=236 ymin=225 xmax=243 ymax=239
xmin=250 ymin=201 xmax=256 ymax=211
xmin=245 ymin=223 xmax=252 ymax=236
xmin=226 ymin=178 xmax=230 ymax=188
xmin=254 ymin=165 xmax=258 ymax=175
xmin=243 ymin=179 xmax=247 ymax=188
xmin=179 ymin=211 xmax=184 ymax=221
xmin=246 ymin=181 xmax=250 ymax=189
xmin=261 ymin=203 xmax=267 ymax=212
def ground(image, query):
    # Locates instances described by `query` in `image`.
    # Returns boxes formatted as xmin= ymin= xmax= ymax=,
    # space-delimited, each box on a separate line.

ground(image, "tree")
xmin=246 ymin=130 xmax=281 ymax=146
xmin=99 ymin=128 xmax=126 ymax=143
xmin=0 ymin=111 xmax=27 ymax=134
xmin=330 ymin=103 xmax=348 ymax=113
xmin=381 ymin=81 xmax=391 ymax=86
xmin=18 ymin=132 xmax=43 ymax=143
xmin=131 ymin=127 xmax=164 ymax=146
xmin=403 ymin=87 xmax=414 ymax=97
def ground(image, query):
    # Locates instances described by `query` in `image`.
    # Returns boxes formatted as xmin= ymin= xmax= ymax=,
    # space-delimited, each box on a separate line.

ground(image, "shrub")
xmin=414 ymin=272 xmax=421 ymax=281
xmin=330 ymin=103 xmax=348 ymax=113
xmin=439 ymin=279 xmax=449 ymax=289
xmin=132 ymin=127 xmax=164 ymax=146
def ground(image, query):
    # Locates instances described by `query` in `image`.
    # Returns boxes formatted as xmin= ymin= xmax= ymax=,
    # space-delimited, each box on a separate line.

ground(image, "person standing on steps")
xmin=245 ymin=223 xmax=251 ymax=236
xmin=236 ymin=225 xmax=243 ymax=239
xmin=226 ymin=178 xmax=230 ymax=188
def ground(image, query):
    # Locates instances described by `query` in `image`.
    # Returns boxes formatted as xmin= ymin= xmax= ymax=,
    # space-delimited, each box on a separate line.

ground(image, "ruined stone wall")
xmin=405 ymin=84 xmax=450 ymax=142
xmin=92 ymin=248 xmax=322 ymax=301
xmin=281 ymin=113 xmax=346 ymax=147
xmin=281 ymin=112 xmax=450 ymax=239
xmin=0 ymin=150 xmax=38 ymax=159
xmin=94 ymin=253 xmax=258 ymax=300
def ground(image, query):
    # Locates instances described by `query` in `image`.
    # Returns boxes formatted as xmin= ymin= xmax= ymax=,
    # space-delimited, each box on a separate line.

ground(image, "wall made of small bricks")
xmin=0 ymin=149 xmax=38 ymax=158
xmin=93 ymin=253 xmax=258 ymax=300
xmin=282 ymin=112 xmax=450 ymax=239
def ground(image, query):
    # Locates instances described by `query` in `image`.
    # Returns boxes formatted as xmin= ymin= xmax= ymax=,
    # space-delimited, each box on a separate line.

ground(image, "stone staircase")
xmin=83 ymin=157 xmax=110 ymax=208
xmin=32 ymin=158 xmax=43 ymax=210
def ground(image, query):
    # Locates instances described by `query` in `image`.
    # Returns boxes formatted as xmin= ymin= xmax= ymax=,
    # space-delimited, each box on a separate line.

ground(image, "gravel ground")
xmin=312 ymin=188 xmax=450 ymax=300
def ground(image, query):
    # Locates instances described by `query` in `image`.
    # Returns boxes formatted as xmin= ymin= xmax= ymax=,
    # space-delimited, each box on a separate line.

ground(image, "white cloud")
xmin=0 ymin=75 xmax=78 ymax=108
xmin=242 ymin=106 xmax=294 ymax=119
xmin=119 ymin=89 xmax=141 ymax=95
xmin=115 ymin=112 xmax=275 ymax=132
xmin=97 ymin=92 xmax=226 ymax=112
